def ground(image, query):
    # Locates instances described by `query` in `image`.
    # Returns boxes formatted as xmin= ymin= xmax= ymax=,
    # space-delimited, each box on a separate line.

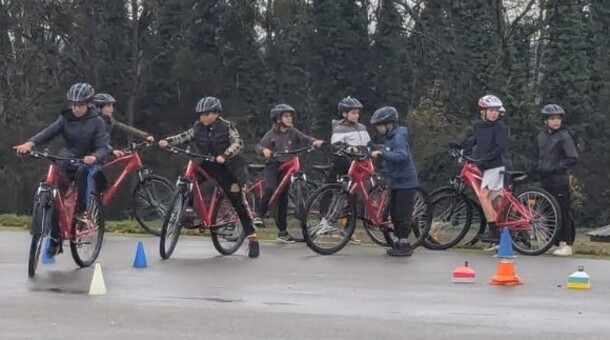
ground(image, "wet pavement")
xmin=0 ymin=230 xmax=609 ymax=339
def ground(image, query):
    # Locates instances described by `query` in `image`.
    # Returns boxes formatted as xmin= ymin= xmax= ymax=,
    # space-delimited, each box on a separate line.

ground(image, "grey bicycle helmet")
xmin=196 ymin=97 xmax=222 ymax=114
xmin=370 ymin=106 xmax=398 ymax=125
xmin=66 ymin=83 xmax=95 ymax=102
xmin=338 ymin=96 xmax=363 ymax=115
xmin=93 ymin=93 xmax=117 ymax=107
xmin=540 ymin=104 xmax=565 ymax=116
xmin=270 ymin=103 xmax=296 ymax=122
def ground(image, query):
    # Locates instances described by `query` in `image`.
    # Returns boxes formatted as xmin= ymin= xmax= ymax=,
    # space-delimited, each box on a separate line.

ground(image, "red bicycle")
xmin=246 ymin=145 xmax=319 ymax=241
xmin=25 ymin=150 xmax=105 ymax=278
xmin=426 ymin=143 xmax=561 ymax=255
xmin=301 ymin=148 xmax=432 ymax=255
xmin=101 ymin=141 xmax=173 ymax=236
xmin=159 ymin=146 xmax=246 ymax=259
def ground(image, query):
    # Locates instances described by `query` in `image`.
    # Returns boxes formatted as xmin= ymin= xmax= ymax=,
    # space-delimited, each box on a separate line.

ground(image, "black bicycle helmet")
xmin=338 ymin=96 xmax=363 ymax=115
xmin=93 ymin=93 xmax=117 ymax=107
xmin=540 ymin=104 xmax=565 ymax=116
xmin=370 ymin=106 xmax=398 ymax=125
xmin=196 ymin=97 xmax=222 ymax=114
xmin=270 ymin=103 xmax=296 ymax=122
xmin=66 ymin=83 xmax=95 ymax=102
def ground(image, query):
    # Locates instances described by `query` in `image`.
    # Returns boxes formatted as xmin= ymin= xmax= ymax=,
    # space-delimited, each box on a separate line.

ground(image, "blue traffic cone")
xmin=494 ymin=227 xmax=516 ymax=259
xmin=42 ymin=237 xmax=56 ymax=265
xmin=133 ymin=241 xmax=148 ymax=268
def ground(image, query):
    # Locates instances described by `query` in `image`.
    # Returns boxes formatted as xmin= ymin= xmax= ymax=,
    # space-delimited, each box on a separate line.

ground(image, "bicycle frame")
xmin=458 ymin=158 xmax=532 ymax=230
xmin=249 ymin=157 xmax=301 ymax=207
xmin=344 ymin=157 xmax=390 ymax=227
xmin=40 ymin=163 xmax=79 ymax=239
xmin=179 ymin=160 xmax=225 ymax=228
xmin=100 ymin=150 xmax=146 ymax=206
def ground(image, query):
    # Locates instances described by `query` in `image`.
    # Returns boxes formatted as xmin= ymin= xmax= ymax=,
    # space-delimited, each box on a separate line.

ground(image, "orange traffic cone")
xmin=490 ymin=259 xmax=521 ymax=286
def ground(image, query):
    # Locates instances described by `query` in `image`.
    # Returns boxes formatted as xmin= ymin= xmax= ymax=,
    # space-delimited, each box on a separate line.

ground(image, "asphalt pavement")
xmin=0 ymin=230 xmax=609 ymax=340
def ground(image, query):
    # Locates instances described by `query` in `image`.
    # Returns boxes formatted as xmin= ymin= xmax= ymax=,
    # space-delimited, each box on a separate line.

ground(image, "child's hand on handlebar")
xmin=371 ymin=150 xmax=382 ymax=158
xmin=84 ymin=155 xmax=97 ymax=165
xmin=262 ymin=148 xmax=272 ymax=159
xmin=13 ymin=141 xmax=35 ymax=154
xmin=313 ymin=140 xmax=324 ymax=148
xmin=158 ymin=140 xmax=169 ymax=148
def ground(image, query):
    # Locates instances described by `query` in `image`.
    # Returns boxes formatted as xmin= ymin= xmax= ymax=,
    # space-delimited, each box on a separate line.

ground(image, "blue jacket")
xmin=29 ymin=107 xmax=109 ymax=162
xmin=379 ymin=126 xmax=419 ymax=189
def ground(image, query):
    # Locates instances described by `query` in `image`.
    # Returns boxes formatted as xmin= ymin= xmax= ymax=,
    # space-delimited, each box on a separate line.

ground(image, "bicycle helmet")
xmin=270 ymin=103 xmax=296 ymax=122
xmin=338 ymin=96 xmax=363 ymax=115
xmin=540 ymin=104 xmax=565 ymax=116
xmin=93 ymin=93 xmax=117 ymax=107
xmin=196 ymin=97 xmax=222 ymax=114
xmin=478 ymin=95 xmax=503 ymax=109
xmin=370 ymin=106 xmax=398 ymax=125
xmin=66 ymin=83 xmax=95 ymax=102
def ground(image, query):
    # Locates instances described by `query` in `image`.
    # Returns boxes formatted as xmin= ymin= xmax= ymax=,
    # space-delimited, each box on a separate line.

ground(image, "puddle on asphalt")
xmin=167 ymin=296 xmax=243 ymax=303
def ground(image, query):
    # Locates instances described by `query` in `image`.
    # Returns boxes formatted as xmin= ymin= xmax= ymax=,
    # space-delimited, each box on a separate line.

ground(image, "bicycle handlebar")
xmin=124 ymin=141 xmax=153 ymax=152
xmin=446 ymin=144 xmax=495 ymax=164
xmin=273 ymin=144 xmax=319 ymax=157
xmin=163 ymin=146 xmax=217 ymax=163
xmin=27 ymin=150 xmax=84 ymax=164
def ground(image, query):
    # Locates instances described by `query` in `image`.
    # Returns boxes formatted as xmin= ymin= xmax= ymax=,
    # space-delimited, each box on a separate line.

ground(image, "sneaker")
xmin=247 ymin=235 xmax=260 ymax=258
xmin=252 ymin=217 xmax=266 ymax=228
xmin=476 ymin=228 xmax=501 ymax=242
xmin=552 ymin=242 xmax=573 ymax=256
xmin=483 ymin=244 xmax=499 ymax=252
xmin=277 ymin=232 xmax=296 ymax=244
xmin=386 ymin=243 xmax=413 ymax=257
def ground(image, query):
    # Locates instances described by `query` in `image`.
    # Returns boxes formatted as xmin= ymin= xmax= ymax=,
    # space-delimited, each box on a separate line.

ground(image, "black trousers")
xmin=201 ymin=162 xmax=256 ymax=236
xmin=390 ymin=188 xmax=416 ymax=240
xmin=257 ymin=162 xmax=289 ymax=233
xmin=542 ymin=181 xmax=575 ymax=245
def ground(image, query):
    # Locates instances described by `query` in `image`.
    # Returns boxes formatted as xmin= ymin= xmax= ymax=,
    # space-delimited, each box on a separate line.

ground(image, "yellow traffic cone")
xmin=88 ymin=263 xmax=107 ymax=295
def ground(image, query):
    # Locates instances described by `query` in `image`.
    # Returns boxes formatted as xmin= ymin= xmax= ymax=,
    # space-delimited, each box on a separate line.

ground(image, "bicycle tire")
xmin=159 ymin=189 xmax=188 ymax=260
xmin=423 ymin=187 xmax=472 ymax=250
xmin=508 ymin=187 xmax=561 ymax=256
xmin=70 ymin=194 xmax=105 ymax=267
xmin=28 ymin=193 xmax=54 ymax=278
xmin=301 ymin=184 xmax=357 ymax=255
xmin=133 ymin=174 xmax=174 ymax=237
xmin=362 ymin=184 xmax=391 ymax=247
xmin=211 ymin=195 xmax=246 ymax=255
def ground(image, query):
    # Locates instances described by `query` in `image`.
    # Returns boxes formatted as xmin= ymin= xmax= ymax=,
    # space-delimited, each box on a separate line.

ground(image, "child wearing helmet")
xmin=532 ymin=104 xmax=578 ymax=256
xmin=93 ymin=93 xmax=155 ymax=158
xmin=158 ymin=97 xmax=260 ymax=258
xmin=369 ymin=106 xmax=419 ymax=257
xmin=467 ymin=95 xmax=510 ymax=248
xmin=13 ymin=83 xmax=110 ymax=258
xmin=255 ymin=104 xmax=324 ymax=243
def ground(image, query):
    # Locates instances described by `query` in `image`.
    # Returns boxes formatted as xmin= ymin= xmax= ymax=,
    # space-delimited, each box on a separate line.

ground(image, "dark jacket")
xmin=379 ymin=126 xmax=419 ymax=190
xmin=463 ymin=120 xmax=509 ymax=171
xmin=533 ymin=128 xmax=578 ymax=185
xmin=255 ymin=126 xmax=314 ymax=163
xmin=166 ymin=118 xmax=246 ymax=184
xmin=29 ymin=107 xmax=109 ymax=162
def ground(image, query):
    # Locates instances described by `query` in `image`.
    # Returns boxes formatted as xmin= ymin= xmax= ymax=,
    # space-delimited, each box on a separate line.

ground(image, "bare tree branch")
xmin=504 ymin=0 xmax=537 ymax=40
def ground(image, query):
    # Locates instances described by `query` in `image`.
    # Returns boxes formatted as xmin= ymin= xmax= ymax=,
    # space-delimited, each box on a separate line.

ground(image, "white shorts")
xmin=481 ymin=166 xmax=504 ymax=200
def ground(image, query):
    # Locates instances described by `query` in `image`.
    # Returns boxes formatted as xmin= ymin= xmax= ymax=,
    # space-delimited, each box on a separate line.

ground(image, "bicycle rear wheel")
xmin=160 ymin=190 xmax=188 ymax=260
xmin=424 ymin=187 xmax=472 ymax=250
xmin=211 ymin=196 xmax=246 ymax=255
xmin=507 ymin=187 xmax=561 ymax=256
xmin=301 ymin=184 xmax=356 ymax=255
xmin=70 ymin=194 xmax=105 ymax=267
xmin=133 ymin=175 xmax=174 ymax=237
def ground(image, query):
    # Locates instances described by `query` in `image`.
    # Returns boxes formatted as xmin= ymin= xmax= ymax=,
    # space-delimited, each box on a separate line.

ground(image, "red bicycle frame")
xmin=181 ymin=160 xmax=228 ymax=228
xmin=100 ymin=150 xmax=145 ymax=206
xmin=345 ymin=157 xmax=390 ymax=227
xmin=459 ymin=161 xmax=532 ymax=230
xmin=248 ymin=157 xmax=301 ymax=210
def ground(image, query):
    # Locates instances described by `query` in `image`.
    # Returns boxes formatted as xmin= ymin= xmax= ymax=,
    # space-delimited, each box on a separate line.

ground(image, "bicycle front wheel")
xmin=133 ymin=175 xmax=174 ymax=237
xmin=507 ymin=187 xmax=561 ymax=256
xmin=211 ymin=196 xmax=246 ymax=255
xmin=301 ymin=184 xmax=356 ymax=255
xmin=28 ymin=193 xmax=54 ymax=278
xmin=160 ymin=190 xmax=188 ymax=260
xmin=70 ymin=194 xmax=105 ymax=267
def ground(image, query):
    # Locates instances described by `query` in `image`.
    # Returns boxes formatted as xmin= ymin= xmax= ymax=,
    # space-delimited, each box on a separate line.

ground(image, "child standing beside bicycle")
xmin=255 ymin=104 xmax=324 ymax=243
xmin=369 ymin=106 xmax=419 ymax=257
xmin=464 ymin=95 xmax=509 ymax=250
xmin=532 ymin=104 xmax=578 ymax=256
xmin=158 ymin=97 xmax=260 ymax=258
